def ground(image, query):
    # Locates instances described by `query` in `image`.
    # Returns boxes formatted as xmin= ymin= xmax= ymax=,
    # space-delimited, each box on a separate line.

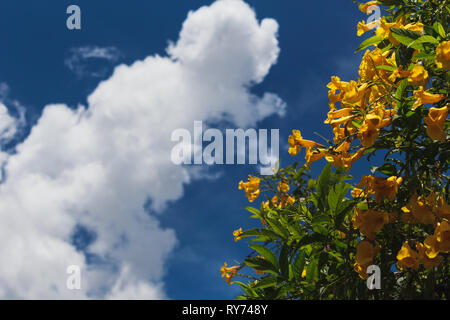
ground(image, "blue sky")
xmin=0 ymin=0 xmax=374 ymax=299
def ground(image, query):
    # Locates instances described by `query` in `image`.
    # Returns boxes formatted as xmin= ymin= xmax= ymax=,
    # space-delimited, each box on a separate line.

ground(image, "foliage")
xmin=222 ymin=0 xmax=450 ymax=300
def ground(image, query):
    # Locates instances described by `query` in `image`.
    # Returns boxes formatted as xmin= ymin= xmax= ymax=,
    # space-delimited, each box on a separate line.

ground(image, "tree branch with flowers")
xmin=222 ymin=0 xmax=449 ymax=300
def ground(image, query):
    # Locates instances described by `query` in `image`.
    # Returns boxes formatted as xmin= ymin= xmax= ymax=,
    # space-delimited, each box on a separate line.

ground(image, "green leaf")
xmin=317 ymin=164 xmax=332 ymax=210
xmin=351 ymin=119 xmax=363 ymax=128
xmin=234 ymin=281 xmax=257 ymax=297
xmin=356 ymin=201 xmax=369 ymax=211
xmin=376 ymin=162 xmax=397 ymax=176
xmin=279 ymin=245 xmax=289 ymax=279
xmin=240 ymin=228 xmax=280 ymax=241
xmin=292 ymin=252 xmax=306 ymax=279
xmin=266 ymin=217 xmax=289 ymax=239
xmin=249 ymin=244 xmax=279 ymax=270
xmin=356 ymin=35 xmax=383 ymax=52
xmin=390 ymin=28 xmax=421 ymax=46
xmin=311 ymin=214 xmax=332 ymax=225
xmin=375 ymin=65 xmax=396 ymax=72
xmin=252 ymin=276 xmax=278 ymax=289
xmin=312 ymin=224 xmax=328 ymax=237
xmin=244 ymin=206 xmax=261 ymax=217
xmin=298 ymin=233 xmax=327 ymax=247
xmin=412 ymin=51 xmax=436 ymax=61
xmin=286 ymin=223 xmax=303 ymax=239
xmin=363 ymin=147 xmax=376 ymax=156
xmin=244 ymin=257 xmax=278 ymax=275
xmin=306 ymin=258 xmax=319 ymax=283
xmin=328 ymin=182 xmax=351 ymax=215
xmin=408 ymin=35 xmax=439 ymax=49
xmin=433 ymin=22 xmax=446 ymax=38
xmin=335 ymin=199 xmax=356 ymax=229
xmin=395 ymin=79 xmax=408 ymax=108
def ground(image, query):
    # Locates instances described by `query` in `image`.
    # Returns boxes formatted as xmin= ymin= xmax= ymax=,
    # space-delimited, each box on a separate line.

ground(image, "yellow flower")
xmin=357 ymin=20 xmax=378 ymax=36
xmin=354 ymin=240 xmax=381 ymax=279
xmin=416 ymin=241 xmax=442 ymax=270
xmin=396 ymin=241 xmax=419 ymax=270
xmin=301 ymin=268 xmax=307 ymax=278
xmin=424 ymin=105 xmax=448 ymax=142
xmin=351 ymin=187 xmax=364 ymax=198
xmin=357 ymin=114 xmax=381 ymax=147
xmin=375 ymin=176 xmax=403 ymax=203
xmin=288 ymin=135 xmax=301 ymax=156
xmin=375 ymin=19 xmax=422 ymax=46
xmin=357 ymin=175 xmax=402 ymax=203
xmin=277 ymin=181 xmax=290 ymax=193
xmin=305 ymin=147 xmax=327 ymax=167
xmin=356 ymin=240 xmax=380 ymax=266
xmin=221 ymin=262 xmax=239 ymax=285
xmin=423 ymin=234 xmax=440 ymax=259
xmin=359 ymin=1 xmax=378 ymax=13
xmin=401 ymin=193 xmax=436 ymax=225
xmin=359 ymin=48 xmax=393 ymax=82
xmin=353 ymin=208 xmax=389 ymax=240
xmin=332 ymin=126 xmax=351 ymax=144
xmin=324 ymin=107 xmax=354 ymax=124
xmin=354 ymin=262 xmax=369 ymax=279
xmin=327 ymin=76 xmax=343 ymax=92
xmin=404 ymin=22 xmax=424 ymax=34
xmin=238 ymin=175 xmax=261 ymax=202
xmin=342 ymin=81 xmax=369 ymax=107
xmin=435 ymin=40 xmax=450 ymax=70
xmin=435 ymin=221 xmax=450 ymax=253
xmin=412 ymin=86 xmax=445 ymax=110
xmin=233 ymin=228 xmax=243 ymax=242
xmin=288 ymin=130 xmax=324 ymax=156
xmin=325 ymin=141 xmax=365 ymax=172
xmin=271 ymin=193 xmax=295 ymax=209
xmin=375 ymin=18 xmax=404 ymax=46
xmin=406 ymin=64 xmax=429 ymax=86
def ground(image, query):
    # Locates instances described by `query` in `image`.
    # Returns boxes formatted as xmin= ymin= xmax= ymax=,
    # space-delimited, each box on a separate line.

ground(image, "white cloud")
xmin=0 ymin=0 xmax=284 ymax=299
xmin=0 ymin=86 xmax=26 ymax=181
xmin=65 ymin=46 xmax=122 ymax=78
xmin=0 ymin=103 xmax=19 ymax=142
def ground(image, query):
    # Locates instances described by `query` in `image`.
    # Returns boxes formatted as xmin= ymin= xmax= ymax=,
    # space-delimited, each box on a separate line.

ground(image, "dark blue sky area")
xmin=0 ymin=1 xmax=377 ymax=299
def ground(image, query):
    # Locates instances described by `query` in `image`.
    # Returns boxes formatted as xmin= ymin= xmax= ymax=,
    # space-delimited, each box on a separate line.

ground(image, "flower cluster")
xmin=225 ymin=0 xmax=449 ymax=298
xmin=261 ymin=181 xmax=295 ymax=210
xmin=353 ymin=175 xmax=403 ymax=203
xmin=220 ymin=263 xmax=239 ymax=285
xmin=397 ymin=220 xmax=450 ymax=271
xmin=238 ymin=175 xmax=261 ymax=202
xmin=287 ymin=0 xmax=449 ymax=279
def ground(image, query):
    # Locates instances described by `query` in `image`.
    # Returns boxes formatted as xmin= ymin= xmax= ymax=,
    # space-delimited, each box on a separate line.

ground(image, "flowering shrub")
xmin=222 ymin=0 xmax=449 ymax=299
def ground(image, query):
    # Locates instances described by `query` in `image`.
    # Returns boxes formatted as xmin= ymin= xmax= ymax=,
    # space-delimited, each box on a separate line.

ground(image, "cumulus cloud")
xmin=0 ymin=103 xmax=19 ymax=142
xmin=65 ymin=46 xmax=122 ymax=78
xmin=0 ymin=0 xmax=284 ymax=299
xmin=0 ymin=84 xmax=26 ymax=181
